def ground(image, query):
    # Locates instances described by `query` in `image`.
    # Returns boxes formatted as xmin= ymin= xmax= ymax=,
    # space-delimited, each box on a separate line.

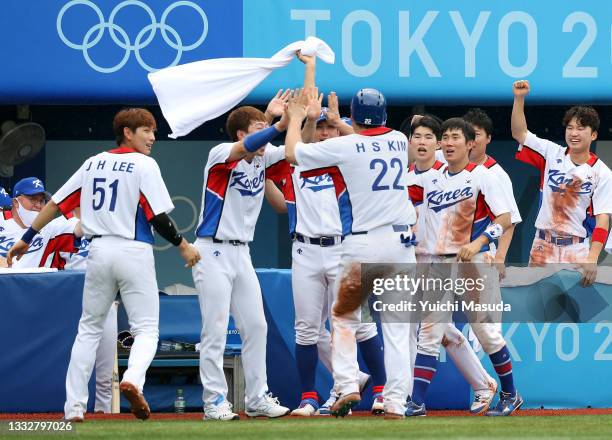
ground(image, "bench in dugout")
xmin=117 ymin=294 xmax=244 ymax=412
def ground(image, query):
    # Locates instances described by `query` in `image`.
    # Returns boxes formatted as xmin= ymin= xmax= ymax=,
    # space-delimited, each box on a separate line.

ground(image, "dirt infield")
xmin=2 ymin=408 xmax=612 ymax=421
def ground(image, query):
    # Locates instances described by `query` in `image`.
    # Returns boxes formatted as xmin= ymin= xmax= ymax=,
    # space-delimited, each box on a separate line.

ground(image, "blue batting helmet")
xmin=350 ymin=88 xmax=387 ymax=126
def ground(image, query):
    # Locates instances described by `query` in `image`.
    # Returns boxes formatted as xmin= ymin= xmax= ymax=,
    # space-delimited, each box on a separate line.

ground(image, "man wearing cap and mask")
xmin=1 ymin=177 xmax=118 ymax=414
xmin=0 ymin=177 xmax=80 ymax=268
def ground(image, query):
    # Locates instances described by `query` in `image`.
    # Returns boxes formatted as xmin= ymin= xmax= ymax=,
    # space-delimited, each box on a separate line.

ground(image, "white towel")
xmin=148 ymin=37 xmax=335 ymax=139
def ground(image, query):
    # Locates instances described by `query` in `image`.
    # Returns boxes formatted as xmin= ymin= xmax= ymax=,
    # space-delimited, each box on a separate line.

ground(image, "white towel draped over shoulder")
xmin=148 ymin=37 xmax=335 ymax=139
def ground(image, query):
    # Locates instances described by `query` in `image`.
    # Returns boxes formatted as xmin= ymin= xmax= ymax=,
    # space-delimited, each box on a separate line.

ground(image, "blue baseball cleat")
xmin=486 ymin=391 xmax=524 ymax=416
xmin=405 ymin=400 xmax=427 ymax=417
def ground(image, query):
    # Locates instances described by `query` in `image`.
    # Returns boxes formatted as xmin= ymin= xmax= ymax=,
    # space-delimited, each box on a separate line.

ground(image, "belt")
xmin=351 ymin=224 xmax=410 ymax=236
xmin=212 ymin=238 xmax=247 ymax=246
xmin=538 ymin=230 xmax=585 ymax=246
xmin=293 ymin=233 xmax=343 ymax=247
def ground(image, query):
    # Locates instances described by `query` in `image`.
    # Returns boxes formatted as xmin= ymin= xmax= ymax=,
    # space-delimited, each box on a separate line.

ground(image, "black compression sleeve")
xmin=149 ymin=213 xmax=183 ymax=246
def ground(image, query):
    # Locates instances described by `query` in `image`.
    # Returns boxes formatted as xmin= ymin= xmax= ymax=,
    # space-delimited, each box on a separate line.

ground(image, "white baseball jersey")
xmin=408 ymin=162 xmax=513 ymax=255
xmin=294 ymin=127 xmax=416 ymax=234
xmin=0 ymin=211 xmax=78 ymax=268
xmin=64 ymin=237 xmax=90 ymax=270
xmin=517 ymin=131 xmax=612 ymax=237
xmin=52 ymin=147 xmax=174 ymax=244
xmin=195 ymin=143 xmax=285 ymax=242
xmin=266 ymin=150 xmax=342 ymax=237
xmin=481 ymin=156 xmax=522 ymax=225
xmin=433 ymin=153 xmax=521 ymax=224
xmin=406 ymin=160 xmax=445 ymax=255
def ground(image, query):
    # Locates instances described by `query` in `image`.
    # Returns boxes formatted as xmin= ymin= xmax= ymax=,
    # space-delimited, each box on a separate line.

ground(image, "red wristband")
xmin=592 ymin=227 xmax=609 ymax=244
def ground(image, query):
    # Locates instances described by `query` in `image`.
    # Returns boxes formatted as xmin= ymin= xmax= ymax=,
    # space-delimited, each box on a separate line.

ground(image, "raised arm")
xmin=298 ymin=50 xmax=316 ymax=90
xmin=302 ymin=87 xmax=323 ymax=143
xmin=285 ymin=91 xmax=309 ymax=165
xmin=325 ymin=92 xmax=354 ymax=136
xmin=511 ymin=80 xmax=530 ymax=145
xmin=265 ymin=89 xmax=291 ymax=125
xmin=227 ymin=116 xmax=288 ymax=162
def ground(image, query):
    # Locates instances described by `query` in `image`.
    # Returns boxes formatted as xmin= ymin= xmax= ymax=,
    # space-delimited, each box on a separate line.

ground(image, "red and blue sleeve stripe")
xmin=515 ymin=145 xmax=546 ymax=190
xmin=56 ymin=188 xmax=82 ymax=216
xmin=196 ymin=162 xmax=235 ymax=237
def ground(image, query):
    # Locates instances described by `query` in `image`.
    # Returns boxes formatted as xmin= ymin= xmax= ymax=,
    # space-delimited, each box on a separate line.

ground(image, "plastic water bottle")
xmin=174 ymin=388 xmax=186 ymax=414
xmin=160 ymin=341 xmax=183 ymax=351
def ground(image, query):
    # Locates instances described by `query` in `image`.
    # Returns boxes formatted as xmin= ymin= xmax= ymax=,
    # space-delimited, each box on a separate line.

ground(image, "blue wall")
xmin=2 ymin=1 xmax=612 ymax=103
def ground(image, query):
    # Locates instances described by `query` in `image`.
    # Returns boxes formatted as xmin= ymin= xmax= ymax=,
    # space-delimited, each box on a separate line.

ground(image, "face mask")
xmin=16 ymin=201 xmax=39 ymax=227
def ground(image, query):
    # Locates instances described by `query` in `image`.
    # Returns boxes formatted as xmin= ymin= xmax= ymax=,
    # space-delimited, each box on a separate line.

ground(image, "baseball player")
xmin=284 ymin=88 xmax=417 ymax=418
xmin=266 ymin=98 xmax=387 ymax=416
xmin=1 ymin=177 xmax=79 ymax=269
xmin=511 ymin=80 xmax=611 ymax=284
xmin=265 ymin=55 xmax=386 ymax=416
xmin=406 ymin=118 xmax=521 ymax=417
xmin=464 ymin=108 xmax=522 ymax=272
xmin=192 ymin=105 xmax=291 ymax=421
xmin=8 ymin=108 xmax=200 ymax=422
xmin=64 ymin=225 xmax=119 ymax=415
xmin=408 ymin=116 xmax=501 ymax=414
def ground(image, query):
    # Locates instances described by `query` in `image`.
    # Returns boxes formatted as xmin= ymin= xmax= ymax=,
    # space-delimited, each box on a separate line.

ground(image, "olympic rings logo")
xmin=57 ymin=0 xmax=208 ymax=74
xmin=154 ymin=196 xmax=199 ymax=252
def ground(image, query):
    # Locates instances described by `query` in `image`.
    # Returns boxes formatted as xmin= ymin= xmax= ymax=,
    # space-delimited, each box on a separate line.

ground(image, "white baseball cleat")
xmin=204 ymin=401 xmax=240 ymax=421
xmin=246 ymin=393 xmax=290 ymax=418
xmin=471 ymin=380 xmax=498 ymax=415
xmin=317 ymin=394 xmax=339 ymax=416
xmin=371 ymin=392 xmax=384 ymax=415
xmin=290 ymin=399 xmax=319 ymax=416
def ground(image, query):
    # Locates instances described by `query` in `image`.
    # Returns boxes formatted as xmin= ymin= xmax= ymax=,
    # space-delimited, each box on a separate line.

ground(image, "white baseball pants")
xmin=94 ymin=302 xmax=118 ymax=413
xmin=331 ymin=226 xmax=416 ymax=415
xmin=416 ymin=253 xmax=505 ymax=357
xmin=64 ymin=237 xmax=159 ymax=419
xmin=291 ymin=241 xmax=377 ymax=346
xmin=192 ymin=238 xmax=268 ymax=410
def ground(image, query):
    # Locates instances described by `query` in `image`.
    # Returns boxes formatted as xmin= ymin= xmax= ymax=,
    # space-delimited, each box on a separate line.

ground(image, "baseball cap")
xmin=0 ymin=186 xmax=11 ymax=209
xmin=13 ymin=177 xmax=48 ymax=198
xmin=316 ymin=107 xmax=330 ymax=124
xmin=316 ymin=108 xmax=352 ymax=126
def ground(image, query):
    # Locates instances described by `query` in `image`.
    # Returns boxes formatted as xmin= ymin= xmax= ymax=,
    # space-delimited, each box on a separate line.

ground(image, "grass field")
xmin=4 ymin=414 xmax=612 ymax=439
